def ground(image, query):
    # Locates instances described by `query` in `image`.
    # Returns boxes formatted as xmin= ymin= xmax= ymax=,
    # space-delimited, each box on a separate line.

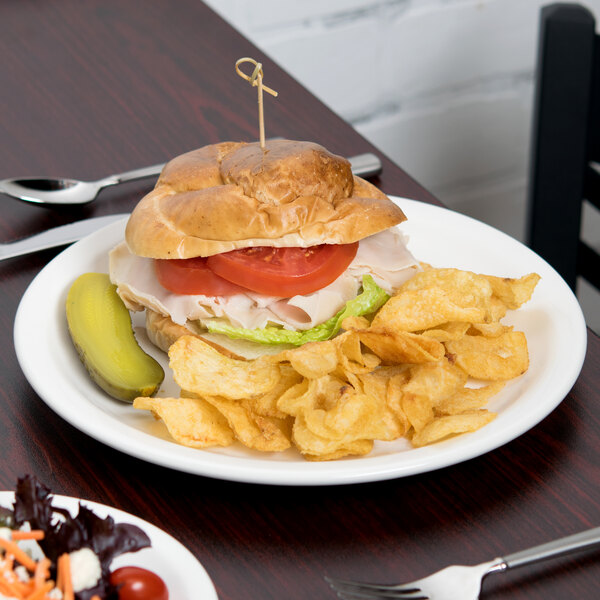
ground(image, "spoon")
xmin=0 ymin=163 xmax=165 ymax=206
xmin=0 ymin=153 xmax=382 ymax=207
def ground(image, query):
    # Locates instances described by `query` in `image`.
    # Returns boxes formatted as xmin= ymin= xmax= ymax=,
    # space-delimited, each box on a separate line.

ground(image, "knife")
xmin=0 ymin=214 xmax=127 ymax=261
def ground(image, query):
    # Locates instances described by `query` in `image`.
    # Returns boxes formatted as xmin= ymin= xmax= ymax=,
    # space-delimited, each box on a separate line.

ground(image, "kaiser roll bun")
xmin=125 ymin=139 xmax=406 ymax=259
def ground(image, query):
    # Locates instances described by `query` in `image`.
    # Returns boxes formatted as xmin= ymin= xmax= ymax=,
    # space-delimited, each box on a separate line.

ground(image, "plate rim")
xmin=13 ymin=198 xmax=588 ymax=486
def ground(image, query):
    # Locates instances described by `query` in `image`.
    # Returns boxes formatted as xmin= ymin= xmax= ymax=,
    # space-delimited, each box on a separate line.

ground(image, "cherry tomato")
xmin=110 ymin=566 xmax=168 ymax=600
xmin=155 ymin=257 xmax=246 ymax=296
xmin=207 ymin=242 xmax=359 ymax=297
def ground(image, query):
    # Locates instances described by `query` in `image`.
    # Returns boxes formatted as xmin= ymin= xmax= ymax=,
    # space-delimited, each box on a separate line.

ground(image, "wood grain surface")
xmin=0 ymin=2 xmax=598 ymax=599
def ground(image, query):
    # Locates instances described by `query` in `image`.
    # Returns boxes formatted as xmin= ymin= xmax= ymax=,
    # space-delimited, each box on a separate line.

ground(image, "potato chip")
xmin=278 ymin=340 xmax=339 ymax=379
xmin=133 ymin=396 xmax=234 ymax=448
xmin=301 ymin=387 xmax=373 ymax=440
xmin=485 ymin=296 xmax=508 ymax=322
xmin=401 ymin=393 xmax=434 ymax=433
xmin=340 ymin=315 xmax=371 ymax=330
xmin=131 ymin=265 xmax=538 ymax=460
xmin=411 ymin=410 xmax=497 ymax=447
xmin=276 ymin=379 xmax=311 ymax=417
xmin=385 ymin=268 xmax=537 ymax=326
xmin=402 ymin=360 xmax=468 ymax=406
xmin=360 ymin=365 xmax=411 ymax=386
xmin=372 ymin=288 xmax=486 ymax=332
xmin=398 ymin=268 xmax=496 ymax=315
xmin=484 ymin=273 xmax=541 ymax=309
xmin=169 ymin=335 xmax=281 ymax=399
xmin=354 ymin=364 xmax=409 ymax=395
xmin=333 ymin=330 xmax=380 ymax=375
xmin=437 ymin=382 xmax=506 ymax=415
xmin=302 ymin=381 xmax=395 ymax=442
xmin=356 ymin=327 xmax=445 ymax=364
xmin=277 ymin=375 xmax=341 ymax=415
xmin=292 ymin=414 xmax=373 ymax=460
xmin=242 ymin=364 xmax=303 ymax=419
xmin=445 ymin=331 xmax=529 ymax=380
xmin=420 ymin=321 xmax=470 ymax=341
xmin=334 ymin=330 xmax=366 ymax=362
xmin=203 ymin=395 xmax=292 ymax=452
xmin=357 ymin=370 xmax=410 ymax=440
xmin=467 ymin=322 xmax=512 ymax=337
xmin=302 ymin=441 xmax=374 ymax=462
xmin=384 ymin=372 xmax=412 ymax=434
xmin=400 ymin=267 xmax=491 ymax=294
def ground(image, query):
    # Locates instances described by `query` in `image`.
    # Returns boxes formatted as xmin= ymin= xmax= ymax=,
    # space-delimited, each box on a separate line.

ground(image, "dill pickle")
xmin=66 ymin=272 xmax=164 ymax=402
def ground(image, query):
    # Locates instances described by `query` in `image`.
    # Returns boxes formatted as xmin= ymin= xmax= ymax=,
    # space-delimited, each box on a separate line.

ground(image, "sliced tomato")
xmin=206 ymin=242 xmax=359 ymax=297
xmin=154 ymin=257 xmax=246 ymax=296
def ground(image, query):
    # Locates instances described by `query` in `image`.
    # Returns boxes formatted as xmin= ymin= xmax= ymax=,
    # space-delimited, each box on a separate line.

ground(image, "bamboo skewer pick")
xmin=235 ymin=57 xmax=278 ymax=149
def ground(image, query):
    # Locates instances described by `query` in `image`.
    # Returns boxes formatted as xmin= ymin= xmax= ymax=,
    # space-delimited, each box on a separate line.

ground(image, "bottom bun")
xmin=145 ymin=309 xmax=293 ymax=360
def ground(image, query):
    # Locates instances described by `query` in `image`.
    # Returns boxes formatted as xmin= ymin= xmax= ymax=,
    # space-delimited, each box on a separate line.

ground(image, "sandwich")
xmin=109 ymin=139 xmax=420 ymax=358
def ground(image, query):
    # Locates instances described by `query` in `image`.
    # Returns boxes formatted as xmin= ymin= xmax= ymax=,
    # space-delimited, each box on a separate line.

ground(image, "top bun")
xmin=125 ymin=140 xmax=406 ymax=258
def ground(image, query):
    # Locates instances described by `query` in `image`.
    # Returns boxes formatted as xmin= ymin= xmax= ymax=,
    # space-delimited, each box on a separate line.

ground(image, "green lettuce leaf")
xmin=204 ymin=275 xmax=389 ymax=346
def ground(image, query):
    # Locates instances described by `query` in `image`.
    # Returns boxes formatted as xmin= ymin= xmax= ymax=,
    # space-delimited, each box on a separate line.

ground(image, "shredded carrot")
xmin=0 ymin=537 xmax=37 ymax=571
xmin=13 ymin=579 xmax=32 ymax=596
xmin=25 ymin=580 xmax=54 ymax=600
xmin=0 ymin=574 xmax=24 ymax=597
xmin=11 ymin=530 xmax=45 ymax=542
xmin=1 ymin=569 xmax=30 ymax=596
xmin=55 ymin=553 xmax=64 ymax=592
xmin=1 ymin=525 xmax=138 ymax=600
xmin=58 ymin=553 xmax=74 ymax=600
xmin=33 ymin=557 xmax=51 ymax=589
xmin=0 ymin=577 xmax=15 ymax=595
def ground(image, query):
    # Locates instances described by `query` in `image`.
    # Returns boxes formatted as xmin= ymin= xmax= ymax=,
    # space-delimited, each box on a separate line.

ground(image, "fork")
xmin=325 ymin=526 xmax=600 ymax=599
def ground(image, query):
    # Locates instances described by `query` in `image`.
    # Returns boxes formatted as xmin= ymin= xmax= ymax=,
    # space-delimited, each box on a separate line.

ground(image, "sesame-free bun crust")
xmin=126 ymin=140 xmax=406 ymax=258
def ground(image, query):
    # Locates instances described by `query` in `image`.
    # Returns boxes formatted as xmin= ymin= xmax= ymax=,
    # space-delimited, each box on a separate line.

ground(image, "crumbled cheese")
xmin=0 ymin=528 xmax=10 ymax=541
xmin=68 ymin=547 xmax=101 ymax=593
xmin=14 ymin=565 xmax=29 ymax=582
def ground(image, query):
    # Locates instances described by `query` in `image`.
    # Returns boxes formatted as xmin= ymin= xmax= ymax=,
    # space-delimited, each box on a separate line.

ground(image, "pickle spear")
xmin=66 ymin=272 xmax=164 ymax=402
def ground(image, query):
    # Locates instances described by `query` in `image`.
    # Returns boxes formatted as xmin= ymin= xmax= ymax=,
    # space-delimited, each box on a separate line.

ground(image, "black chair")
xmin=528 ymin=3 xmax=600 ymax=293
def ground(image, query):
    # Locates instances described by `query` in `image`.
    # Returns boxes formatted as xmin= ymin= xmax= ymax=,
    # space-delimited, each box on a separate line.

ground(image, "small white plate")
xmin=0 ymin=491 xmax=218 ymax=598
xmin=14 ymin=198 xmax=587 ymax=486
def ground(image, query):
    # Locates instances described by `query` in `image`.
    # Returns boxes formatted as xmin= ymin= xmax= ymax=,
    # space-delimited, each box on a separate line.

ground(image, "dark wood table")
xmin=1 ymin=2 xmax=598 ymax=598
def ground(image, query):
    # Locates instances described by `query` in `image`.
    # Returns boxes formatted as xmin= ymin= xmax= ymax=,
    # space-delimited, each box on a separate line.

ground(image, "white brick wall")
xmin=205 ymin=0 xmax=600 ymax=331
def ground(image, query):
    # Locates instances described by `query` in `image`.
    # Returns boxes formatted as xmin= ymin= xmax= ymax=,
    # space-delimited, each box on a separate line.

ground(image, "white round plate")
xmin=0 ymin=491 xmax=218 ymax=598
xmin=14 ymin=198 xmax=587 ymax=486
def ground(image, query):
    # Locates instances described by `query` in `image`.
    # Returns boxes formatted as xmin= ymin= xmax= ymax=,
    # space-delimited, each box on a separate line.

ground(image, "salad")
xmin=0 ymin=476 xmax=168 ymax=600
